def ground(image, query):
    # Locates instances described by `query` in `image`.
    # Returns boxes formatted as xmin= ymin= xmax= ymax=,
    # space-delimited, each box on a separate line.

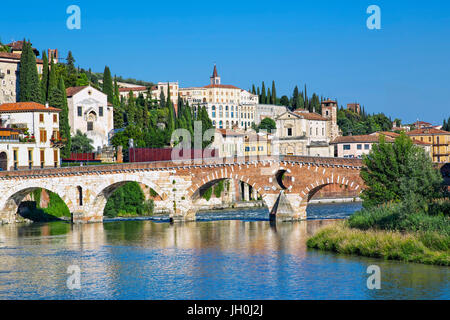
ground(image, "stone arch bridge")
xmin=0 ymin=156 xmax=364 ymax=224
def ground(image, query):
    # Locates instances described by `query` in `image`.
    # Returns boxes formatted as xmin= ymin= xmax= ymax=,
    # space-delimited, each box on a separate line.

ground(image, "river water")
xmin=0 ymin=203 xmax=448 ymax=300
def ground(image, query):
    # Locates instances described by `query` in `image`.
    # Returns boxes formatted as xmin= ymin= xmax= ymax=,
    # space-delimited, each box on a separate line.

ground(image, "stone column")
xmin=243 ymin=183 xmax=250 ymax=202
xmin=252 ymin=187 xmax=258 ymax=201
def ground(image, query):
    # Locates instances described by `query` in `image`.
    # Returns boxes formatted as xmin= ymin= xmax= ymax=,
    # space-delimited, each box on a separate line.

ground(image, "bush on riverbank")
xmin=348 ymin=201 xmax=450 ymax=236
xmin=307 ymin=222 xmax=449 ymax=266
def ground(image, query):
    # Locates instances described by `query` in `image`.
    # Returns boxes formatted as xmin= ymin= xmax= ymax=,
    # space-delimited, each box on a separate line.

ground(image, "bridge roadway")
xmin=0 ymin=155 xmax=364 ymax=224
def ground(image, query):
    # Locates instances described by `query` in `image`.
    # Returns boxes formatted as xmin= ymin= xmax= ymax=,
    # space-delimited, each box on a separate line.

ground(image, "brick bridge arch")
xmin=0 ymin=156 xmax=364 ymax=224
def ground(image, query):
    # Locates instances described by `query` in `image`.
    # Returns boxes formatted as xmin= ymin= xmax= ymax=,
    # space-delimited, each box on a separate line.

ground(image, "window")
xmin=40 ymin=149 xmax=45 ymax=168
xmin=212 ymin=111 xmax=216 ymax=118
xmin=53 ymin=114 xmax=58 ymax=123
xmin=39 ymin=114 xmax=44 ymax=123
xmin=343 ymin=144 xmax=351 ymax=150
xmin=87 ymin=122 xmax=93 ymax=131
xmin=99 ymin=107 xmax=104 ymax=117
xmin=39 ymin=130 xmax=47 ymax=143
xmin=258 ymin=146 xmax=264 ymax=151
xmin=77 ymin=106 xmax=82 ymax=117
xmin=245 ymin=147 xmax=250 ymax=152
xmin=54 ymin=149 xmax=58 ymax=168
xmin=287 ymin=128 xmax=293 ymax=136
xmin=364 ymin=144 xmax=370 ymax=150
xmin=357 ymin=144 xmax=362 ymax=150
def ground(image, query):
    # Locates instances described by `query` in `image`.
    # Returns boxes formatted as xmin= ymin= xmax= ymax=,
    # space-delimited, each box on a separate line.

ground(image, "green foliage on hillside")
xmin=337 ymin=108 xmax=392 ymax=136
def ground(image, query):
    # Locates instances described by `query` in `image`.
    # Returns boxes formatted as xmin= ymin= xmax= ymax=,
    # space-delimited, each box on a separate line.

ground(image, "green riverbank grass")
xmin=307 ymin=222 xmax=450 ymax=266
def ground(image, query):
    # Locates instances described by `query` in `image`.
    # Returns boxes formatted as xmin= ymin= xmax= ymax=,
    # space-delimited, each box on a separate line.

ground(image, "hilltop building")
xmin=0 ymin=46 xmax=44 ymax=104
xmin=179 ymin=65 xmax=258 ymax=130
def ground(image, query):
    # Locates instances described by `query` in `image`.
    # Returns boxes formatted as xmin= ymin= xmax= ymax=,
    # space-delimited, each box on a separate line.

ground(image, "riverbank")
xmin=307 ymin=221 xmax=450 ymax=266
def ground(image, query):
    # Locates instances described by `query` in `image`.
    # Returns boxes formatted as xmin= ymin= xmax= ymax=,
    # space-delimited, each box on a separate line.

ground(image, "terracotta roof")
xmin=407 ymin=128 xmax=450 ymax=135
xmin=371 ymin=131 xmax=400 ymax=138
xmin=118 ymin=86 xmax=148 ymax=92
xmin=0 ymin=52 xmax=21 ymax=60
xmin=203 ymin=84 xmax=241 ymax=90
xmin=0 ymin=51 xmax=43 ymax=64
xmin=66 ymin=86 xmax=88 ymax=97
xmin=216 ymin=128 xmax=245 ymax=137
xmin=0 ymin=102 xmax=61 ymax=113
xmin=6 ymin=40 xmax=40 ymax=56
xmin=293 ymin=111 xmax=328 ymax=121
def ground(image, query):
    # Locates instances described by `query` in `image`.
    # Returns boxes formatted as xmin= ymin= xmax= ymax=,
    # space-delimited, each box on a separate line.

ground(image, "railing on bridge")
xmin=0 ymin=154 xmax=366 ymax=179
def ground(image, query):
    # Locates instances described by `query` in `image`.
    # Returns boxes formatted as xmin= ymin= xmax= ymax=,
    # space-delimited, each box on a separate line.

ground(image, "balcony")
xmin=50 ymin=137 xmax=66 ymax=148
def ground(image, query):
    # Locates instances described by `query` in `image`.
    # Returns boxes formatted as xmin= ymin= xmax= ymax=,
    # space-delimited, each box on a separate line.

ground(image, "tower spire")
xmin=210 ymin=64 xmax=221 ymax=85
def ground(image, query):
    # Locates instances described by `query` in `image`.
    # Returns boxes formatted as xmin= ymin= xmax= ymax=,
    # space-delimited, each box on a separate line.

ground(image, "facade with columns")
xmin=179 ymin=65 xmax=258 ymax=130
xmin=274 ymin=99 xmax=339 ymax=157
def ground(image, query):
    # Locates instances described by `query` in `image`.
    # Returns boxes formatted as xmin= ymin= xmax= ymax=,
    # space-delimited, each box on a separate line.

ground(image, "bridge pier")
xmin=268 ymin=192 xmax=307 ymax=222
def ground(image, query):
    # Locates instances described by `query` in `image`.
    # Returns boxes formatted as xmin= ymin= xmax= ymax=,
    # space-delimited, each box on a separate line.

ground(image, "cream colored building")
xmin=0 ymin=51 xmax=43 ymax=105
xmin=0 ymin=102 xmax=61 ymax=170
xmin=274 ymin=100 xmax=339 ymax=157
xmin=66 ymin=85 xmax=113 ymax=150
xmin=179 ymin=65 xmax=258 ymax=130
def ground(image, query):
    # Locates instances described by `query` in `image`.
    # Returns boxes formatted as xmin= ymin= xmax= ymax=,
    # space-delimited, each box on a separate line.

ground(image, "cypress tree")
xmin=126 ymin=91 xmax=136 ymax=125
xmin=27 ymin=41 xmax=43 ymax=103
xmin=261 ymin=82 xmax=266 ymax=105
xmin=292 ymin=86 xmax=299 ymax=109
xmin=304 ymin=84 xmax=308 ymax=109
xmin=58 ymin=76 xmax=72 ymax=158
xmin=18 ymin=40 xmax=41 ymax=103
xmin=257 ymin=87 xmax=260 ymax=101
xmin=252 ymin=84 xmax=256 ymax=95
xmin=47 ymin=57 xmax=58 ymax=103
xmin=41 ymin=51 xmax=49 ymax=102
xmin=267 ymin=88 xmax=271 ymax=105
xmin=18 ymin=39 xmax=30 ymax=102
xmin=271 ymin=81 xmax=276 ymax=105
xmin=166 ymin=84 xmax=175 ymax=134
xmin=102 ymin=66 xmax=114 ymax=104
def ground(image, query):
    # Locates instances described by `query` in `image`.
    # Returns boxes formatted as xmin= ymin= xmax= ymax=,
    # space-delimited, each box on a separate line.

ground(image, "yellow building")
xmin=407 ymin=128 xmax=450 ymax=163
xmin=244 ymin=132 xmax=272 ymax=157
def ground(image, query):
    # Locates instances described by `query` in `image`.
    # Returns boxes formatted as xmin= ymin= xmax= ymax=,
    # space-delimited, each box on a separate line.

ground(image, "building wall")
xmin=67 ymin=87 xmax=113 ymax=150
xmin=335 ymin=142 xmax=372 ymax=158
xmin=0 ymin=55 xmax=43 ymax=105
xmin=0 ymin=109 xmax=60 ymax=170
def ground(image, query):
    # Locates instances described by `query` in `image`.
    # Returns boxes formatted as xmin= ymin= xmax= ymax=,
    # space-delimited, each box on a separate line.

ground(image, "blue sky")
xmin=1 ymin=0 xmax=449 ymax=124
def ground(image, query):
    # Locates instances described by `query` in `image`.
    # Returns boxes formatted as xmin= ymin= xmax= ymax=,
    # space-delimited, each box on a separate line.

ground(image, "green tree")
xmin=271 ymin=81 xmax=277 ymax=105
xmin=360 ymin=133 xmax=443 ymax=209
xmin=65 ymin=51 xmax=78 ymax=87
xmin=18 ymin=40 xmax=42 ymax=103
xmin=260 ymin=82 xmax=266 ymax=105
xmin=40 ymin=51 xmax=49 ymax=102
xmin=57 ymin=77 xmax=72 ymax=158
xmin=280 ymin=95 xmax=290 ymax=106
xmin=71 ymin=130 xmax=94 ymax=153
xmin=257 ymin=117 xmax=276 ymax=133
xmin=102 ymin=66 xmax=114 ymax=104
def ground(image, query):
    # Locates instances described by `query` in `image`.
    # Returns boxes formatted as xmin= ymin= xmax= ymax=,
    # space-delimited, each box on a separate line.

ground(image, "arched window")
xmin=225 ymin=106 xmax=229 ymax=111
xmin=212 ymin=105 xmax=216 ymax=111
xmin=219 ymin=120 xmax=223 ymax=129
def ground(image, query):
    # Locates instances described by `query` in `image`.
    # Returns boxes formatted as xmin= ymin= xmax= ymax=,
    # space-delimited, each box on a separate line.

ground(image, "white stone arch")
xmin=0 ymin=179 xmax=75 ymax=220
xmin=88 ymin=174 xmax=169 ymax=217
